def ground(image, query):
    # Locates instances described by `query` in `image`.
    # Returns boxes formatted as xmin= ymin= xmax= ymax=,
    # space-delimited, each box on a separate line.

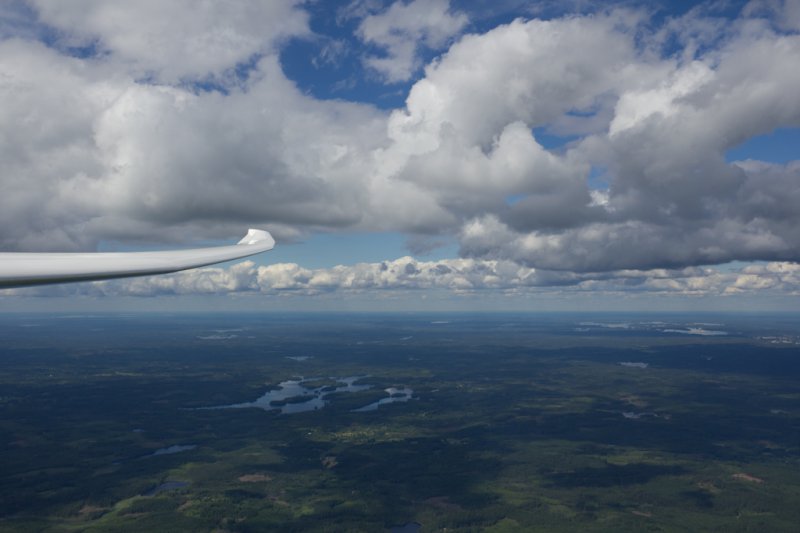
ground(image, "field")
xmin=1 ymin=313 xmax=800 ymax=531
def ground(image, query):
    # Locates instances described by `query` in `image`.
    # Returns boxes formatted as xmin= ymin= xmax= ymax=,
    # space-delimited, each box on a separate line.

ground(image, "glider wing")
xmin=0 ymin=229 xmax=274 ymax=288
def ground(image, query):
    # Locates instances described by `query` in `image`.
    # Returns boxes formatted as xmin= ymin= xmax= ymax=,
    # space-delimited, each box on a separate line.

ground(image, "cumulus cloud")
xmin=356 ymin=0 xmax=468 ymax=82
xmin=0 ymin=39 xmax=388 ymax=250
xmin=7 ymin=257 xmax=800 ymax=300
xmin=28 ymin=0 xmax=309 ymax=83
xmin=1 ymin=1 xmax=800 ymax=279
xmin=393 ymin=9 xmax=800 ymax=271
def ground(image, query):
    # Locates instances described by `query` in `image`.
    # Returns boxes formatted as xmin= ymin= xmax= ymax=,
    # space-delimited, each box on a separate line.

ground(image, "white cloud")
xmin=29 ymin=0 xmax=309 ymax=83
xmin=2 ymin=2 xmax=800 ymax=280
xmin=6 ymin=257 xmax=800 ymax=301
xmin=0 ymin=40 xmax=389 ymax=250
xmin=387 ymin=13 xmax=643 ymax=149
xmin=744 ymin=0 xmax=800 ymax=32
xmin=398 ymin=11 xmax=800 ymax=271
xmin=608 ymin=61 xmax=715 ymax=136
xmin=356 ymin=0 xmax=468 ymax=82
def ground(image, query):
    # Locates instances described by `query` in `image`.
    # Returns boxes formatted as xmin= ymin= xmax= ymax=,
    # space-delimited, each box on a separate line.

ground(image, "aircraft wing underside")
xmin=0 ymin=229 xmax=275 ymax=289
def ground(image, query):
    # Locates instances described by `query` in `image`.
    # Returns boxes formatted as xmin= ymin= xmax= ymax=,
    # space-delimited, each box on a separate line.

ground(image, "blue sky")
xmin=1 ymin=0 xmax=799 ymax=311
xmin=726 ymin=127 xmax=800 ymax=164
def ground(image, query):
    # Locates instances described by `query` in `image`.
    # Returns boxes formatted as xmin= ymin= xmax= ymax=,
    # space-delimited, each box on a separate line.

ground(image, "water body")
xmin=579 ymin=321 xmax=631 ymax=329
xmin=622 ymin=411 xmax=660 ymax=420
xmin=149 ymin=444 xmax=197 ymax=456
xmin=207 ymin=376 xmax=371 ymax=414
xmin=352 ymin=387 xmax=414 ymax=412
xmin=663 ymin=328 xmax=728 ymax=336
xmin=619 ymin=362 xmax=649 ymax=369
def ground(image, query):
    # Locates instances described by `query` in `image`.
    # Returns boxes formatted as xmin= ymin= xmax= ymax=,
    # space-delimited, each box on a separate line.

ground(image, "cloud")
xmin=7 ymin=257 xmax=800 ymax=300
xmin=744 ymin=0 xmax=800 ymax=32
xmin=1 ymin=2 xmax=800 ymax=278
xmin=386 ymin=10 xmax=800 ymax=271
xmin=0 ymin=38 xmax=389 ymax=250
xmin=0 ymin=1 xmax=41 ymax=41
xmin=28 ymin=0 xmax=309 ymax=83
xmin=356 ymin=0 xmax=468 ymax=82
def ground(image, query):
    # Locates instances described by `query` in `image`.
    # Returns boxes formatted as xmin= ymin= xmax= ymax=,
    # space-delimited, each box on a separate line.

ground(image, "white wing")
xmin=0 ymin=229 xmax=275 ymax=288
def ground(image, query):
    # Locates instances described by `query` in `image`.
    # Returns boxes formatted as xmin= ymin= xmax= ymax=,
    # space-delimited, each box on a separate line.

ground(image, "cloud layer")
xmin=1 ymin=0 xmax=800 ymax=277
xmin=8 ymin=257 xmax=800 ymax=300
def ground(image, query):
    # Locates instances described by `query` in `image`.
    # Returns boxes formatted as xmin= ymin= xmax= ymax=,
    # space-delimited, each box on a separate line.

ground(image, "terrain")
xmin=1 ymin=312 xmax=799 ymax=531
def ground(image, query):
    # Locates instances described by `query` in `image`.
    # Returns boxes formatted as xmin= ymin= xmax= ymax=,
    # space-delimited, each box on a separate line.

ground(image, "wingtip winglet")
xmin=237 ymin=228 xmax=275 ymax=250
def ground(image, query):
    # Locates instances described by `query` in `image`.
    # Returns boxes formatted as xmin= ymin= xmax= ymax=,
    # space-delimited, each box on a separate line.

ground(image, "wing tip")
xmin=238 ymin=228 xmax=275 ymax=250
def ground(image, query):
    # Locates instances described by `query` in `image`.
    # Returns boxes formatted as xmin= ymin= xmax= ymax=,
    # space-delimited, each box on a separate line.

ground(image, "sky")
xmin=1 ymin=0 xmax=799 ymax=312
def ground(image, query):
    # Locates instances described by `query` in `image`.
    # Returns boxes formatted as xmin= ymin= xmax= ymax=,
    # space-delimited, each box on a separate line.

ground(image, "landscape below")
xmin=1 ymin=312 xmax=799 ymax=532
